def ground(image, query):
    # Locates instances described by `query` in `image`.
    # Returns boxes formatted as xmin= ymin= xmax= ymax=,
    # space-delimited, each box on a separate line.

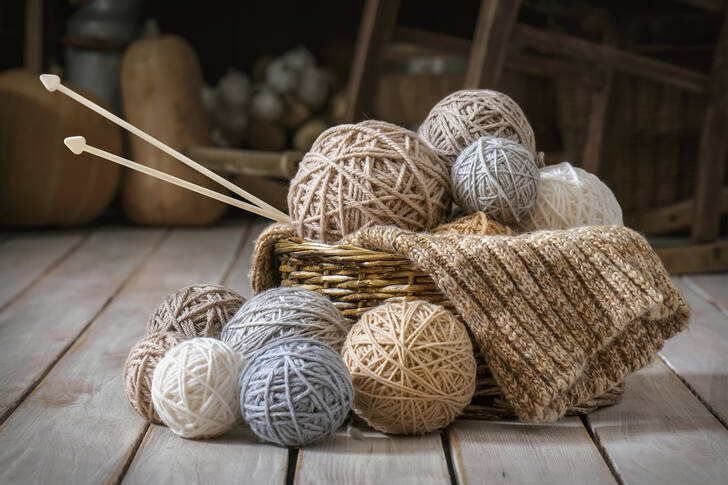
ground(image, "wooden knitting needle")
xmin=40 ymin=73 xmax=290 ymax=223
xmin=64 ymin=136 xmax=285 ymax=223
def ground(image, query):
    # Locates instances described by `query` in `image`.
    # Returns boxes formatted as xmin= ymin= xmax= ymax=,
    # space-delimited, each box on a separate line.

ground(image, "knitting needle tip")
xmin=64 ymin=136 xmax=86 ymax=155
xmin=39 ymin=74 xmax=61 ymax=92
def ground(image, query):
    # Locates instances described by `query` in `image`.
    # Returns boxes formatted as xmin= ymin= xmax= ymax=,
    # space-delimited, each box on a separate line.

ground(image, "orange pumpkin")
xmin=120 ymin=34 xmax=225 ymax=225
xmin=0 ymin=69 xmax=121 ymax=227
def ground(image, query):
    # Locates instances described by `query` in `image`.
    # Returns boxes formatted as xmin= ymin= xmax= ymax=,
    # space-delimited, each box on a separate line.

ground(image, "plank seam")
xmin=115 ymin=424 xmax=150 ymax=485
xmin=580 ymin=415 xmax=625 ymax=485
xmin=221 ymin=223 xmax=253 ymax=285
xmin=0 ymin=231 xmax=89 ymax=314
xmin=682 ymin=275 xmax=728 ymax=317
xmin=658 ymin=353 xmax=728 ymax=430
xmin=0 ymin=230 xmax=169 ymax=428
xmin=440 ymin=428 xmax=459 ymax=485
xmin=286 ymin=447 xmax=299 ymax=485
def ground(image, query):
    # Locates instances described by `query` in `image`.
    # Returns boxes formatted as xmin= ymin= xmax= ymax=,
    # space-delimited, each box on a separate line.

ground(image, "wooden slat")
xmin=0 ymin=226 xmax=244 ymax=484
xmin=0 ymin=231 xmax=84 ymax=309
xmin=187 ymin=145 xmax=301 ymax=180
xmin=449 ymin=418 xmax=616 ymax=484
xmin=122 ymin=220 xmax=291 ymax=485
xmin=294 ymin=423 xmax=451 ymax=485
xmin=656 ymin=241 xmax=728 ymax=274
xmin=585 ymin=359 xmax=728 ymax=484
xmin=640 ymin=186 xmax=728 ymax=235
xmin=581 ymin=72 xmax=613 ymax=174
xmin=123 ymin=425 xmax=286 ymax=485
xmin=0 ymin=228 xmax=163 ymax=422
xmin=463 ymin=0 xmax=521 ymax=89
xmin=24 ymin=0 xmax=43 ymax=72
xmin=686 ymin=273 xmax=728 ymax=311
xmin=512 ymin=23 xmax=710 ymax=94
xmin=691 ymin=11 xmax=728 ymax=243
xmin=660 ymin=277 xmax=728 ymax=425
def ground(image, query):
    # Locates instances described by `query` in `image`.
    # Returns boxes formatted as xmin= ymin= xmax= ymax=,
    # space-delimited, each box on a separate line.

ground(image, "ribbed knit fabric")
xmin=250 ymin=220 xmax=689 ymax=422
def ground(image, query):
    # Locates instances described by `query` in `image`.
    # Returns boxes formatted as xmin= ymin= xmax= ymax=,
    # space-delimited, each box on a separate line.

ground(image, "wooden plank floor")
xmin=0 ymin=218 xmax=727 ymax=485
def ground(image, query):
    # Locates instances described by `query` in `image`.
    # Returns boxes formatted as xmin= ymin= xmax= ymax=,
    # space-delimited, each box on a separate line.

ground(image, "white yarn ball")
xmin=249 ymin=85 xmax=285 ymax=122
xmin=297 ymin=67 xmax=329 ymax=110
xmin=151 ymin=338 xmax=244 ymax=439
xmin=451 ymin=136 xmax=539 ymax=224
xmin=521 ymin=161 xmax=623 ymax=231
xmin=282 ymin=46 xmax=316 ymax=72
xmin=217 ymin=70 xmax=250 ymax=107
xmin=266 ymin=58 xmax=299 ymax=94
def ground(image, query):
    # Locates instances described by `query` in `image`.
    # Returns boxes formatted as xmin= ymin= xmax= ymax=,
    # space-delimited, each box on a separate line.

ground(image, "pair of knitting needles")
xmin=39 ymin=74 xmax=290 ymax=224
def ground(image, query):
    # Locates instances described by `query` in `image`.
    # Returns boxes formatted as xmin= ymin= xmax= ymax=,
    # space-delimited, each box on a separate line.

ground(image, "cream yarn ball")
xmin=221 ymin=286 xmax=350 ymax=358
xmin=521 ymin=162 xmax=623 ymax=231
xmin=418 ymin=89 xmax=541 ymax=167
xmin=288 ymin=120 xmax=452 ymax=243
xmin=342 ymin=300 xmax=476 ymax=435
xmin=151 ymin=338 xmax=244 ymax=439
xmin=451 ymin=136 xmax=540 ymax=224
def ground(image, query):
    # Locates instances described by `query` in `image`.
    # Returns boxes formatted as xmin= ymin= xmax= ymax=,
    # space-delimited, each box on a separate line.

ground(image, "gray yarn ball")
xmin=240 ymin=338 xmax=354 ymax=447
xmin=220 ymin=286 xmax=350 ymax=359
xmin=451 ymin=136 xmax=539 ymax=224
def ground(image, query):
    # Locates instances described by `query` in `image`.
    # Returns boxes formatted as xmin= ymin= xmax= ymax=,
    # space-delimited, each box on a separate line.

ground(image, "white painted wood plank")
xmin=449 ymin=418 xmax=616 ymax=485
xmin=0 ymin=231 xmax=84 ymax=309
xmin=685 ymin=273 xmax=728 ymax=314
xmin=123 ymin=424 xmax=287 ymax=485
xmin=0 ymin=227 xmax=244 ymax=485
xmin=294 ymin=424 xmax=451 ymax=485
xmin=586 ymin=360 xmax=728 ymax=485
xmin=0 ymin=228 xmax=163 ymax=421
xmin=661 ymin=277 xmax=728 ymax=424
xmin=122 ymin=218 xmax=288 ymax=485
xmin=225 ymin=218 xmax=269 ymax=300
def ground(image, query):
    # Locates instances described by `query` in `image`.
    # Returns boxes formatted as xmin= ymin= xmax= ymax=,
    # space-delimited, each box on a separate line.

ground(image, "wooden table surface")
xmin=0 ymin=218 xmax=727 ymax=485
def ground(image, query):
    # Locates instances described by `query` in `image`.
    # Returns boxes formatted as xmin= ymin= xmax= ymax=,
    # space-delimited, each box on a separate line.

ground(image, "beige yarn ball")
xmin=288 ymin=120 xmax=452 ymax=243
xmin=123 ymin=331 xmax=186 ymax=423
xmin=418 ymin=89 xmax=541 ymax=167
xmin=521 ymin=162 xmax=623 ymax=231
xmin=146 ymin=284 xmax=245 ymax=339
xmin=151 ymin=338 xmax=245 ymax=439
xmin=342 ymin=300 xmax=476 ymax=435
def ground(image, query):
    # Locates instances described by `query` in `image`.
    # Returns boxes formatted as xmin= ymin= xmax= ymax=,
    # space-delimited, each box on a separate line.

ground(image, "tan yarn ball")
xmin=123 ymin=331 xmax=186 ymax=423
xmin=342 ymin=300 xmax=476 ymax=435
xmin=432 ymin=211 xmax=515 ymax=236
xmin=418 ymin=89 xmax=542 ymax=167
xmin=288 ymin=120 xmax=452 ymax=243
xmin=146 ymin=284 xmax=245 ymax=339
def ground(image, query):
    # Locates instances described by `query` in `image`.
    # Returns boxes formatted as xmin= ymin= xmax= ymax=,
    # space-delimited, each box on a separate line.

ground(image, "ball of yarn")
xmin=221 ymin=286 xmax=350 ymax=358
xmin=418 ymin=89 xmax=541 ymax=167
xmin=451 ymin=136 xmax=540 ymax=224
xmin=217 ymin=70 xmax=250 ymax=107
xmin=146 ymin=284 xmax=244 ymax=339
xmin=342 ymin=300 xmax=476 ymax=435
xmin=521 ymin=161 xmax=623 ymax=231
xmin=266 ymin=58 xmax=299 ymax=94
xmin=297 ymin=67 xmax=329 ymax=110
xmin=432 ymin=211 xmax=515 ymax=236
xmin=240 ymin=339 xmax=353 ymax=446
xmin=123 ymin=331 xmax=186 ymax=423
xmin=250 ymin=85 xmax=285 ymax=122
xmin=151 ymin=338 xmax=244 ymax=439
xmin=288 ymin=120 xmax=452 ymax=243
xmin=281 ymin=45 xmax=316 ymax=72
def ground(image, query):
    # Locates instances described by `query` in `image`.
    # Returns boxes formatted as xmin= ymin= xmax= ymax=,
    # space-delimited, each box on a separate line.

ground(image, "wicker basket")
xmin=272 ymin=236 xmax=624 ymax=419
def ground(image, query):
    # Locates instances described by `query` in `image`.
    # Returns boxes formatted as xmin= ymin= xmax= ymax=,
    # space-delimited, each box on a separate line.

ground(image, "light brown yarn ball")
xmin=123 ymin=331 xmax=185 ymax=423
xmin=146 ymin=284 xmax=245 ymax=338
xmin=432 ymin=211 xmax=516 ymax=236
xmin=288 ymin=120 xmax=452 ymax=243
xmin=342 ymin=300 xmax=476 ymax=435
xmin=418 ymin=89 xmax=542 ymax=167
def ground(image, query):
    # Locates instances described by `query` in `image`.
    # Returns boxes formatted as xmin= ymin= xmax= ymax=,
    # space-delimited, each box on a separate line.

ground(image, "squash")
xmin=120 ymin=34 xmax=225 ymax=225
xmin=0 ymin=69 xmax=121 ymax=227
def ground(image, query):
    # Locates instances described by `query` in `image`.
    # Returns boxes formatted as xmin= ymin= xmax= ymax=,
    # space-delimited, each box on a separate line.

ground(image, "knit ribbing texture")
xmin=250 ymin=219 xmax=690 ymax=422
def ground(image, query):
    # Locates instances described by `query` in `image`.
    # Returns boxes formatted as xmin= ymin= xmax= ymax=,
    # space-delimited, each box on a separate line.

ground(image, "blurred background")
xmin=1 ymin=0 xmax=726 ymax=272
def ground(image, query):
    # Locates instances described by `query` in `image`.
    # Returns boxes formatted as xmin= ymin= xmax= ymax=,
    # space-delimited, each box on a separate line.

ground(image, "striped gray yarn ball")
xmin=240 ymin=338 xmax=354 ymax=446
xmin=451 ymin=136 xmax=539 ymax=224
xmin=220 ymin=286 xmax=350 ymax=359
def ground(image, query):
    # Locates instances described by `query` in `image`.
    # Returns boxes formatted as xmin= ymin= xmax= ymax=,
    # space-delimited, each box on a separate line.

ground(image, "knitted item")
xmin=250 ymin=218 xmax=689 ymax=422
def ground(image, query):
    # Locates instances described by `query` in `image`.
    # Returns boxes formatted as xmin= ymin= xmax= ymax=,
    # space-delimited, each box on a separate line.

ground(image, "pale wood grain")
xmin=449 ymin=418 xmax=616 ymax=485
xmin=123 ymin=424 xmax=287 ymax=485
xmin=586 ymin=360 xmax=728 ymax=485
xmin=0 ymin=228 xmax=162 ymax=421
xmin=121 ymin=219 xmax=289 ymax=485
xmin=294 ymin=423 xmax=451 ymax=485
xmin=0 ymin=231 xmax=84 ymax=309
xmin=661 ymin=277 xmax=728 ymax=424
xmin=0 ymin=226 xmax=244 ymax=485
xmin=685 ymin=273 xmax=728 ymax=313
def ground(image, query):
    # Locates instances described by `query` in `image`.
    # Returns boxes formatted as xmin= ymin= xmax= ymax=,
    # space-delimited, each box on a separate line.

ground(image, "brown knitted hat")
xmin=250 ymin=219 xmax=689 ymax=422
